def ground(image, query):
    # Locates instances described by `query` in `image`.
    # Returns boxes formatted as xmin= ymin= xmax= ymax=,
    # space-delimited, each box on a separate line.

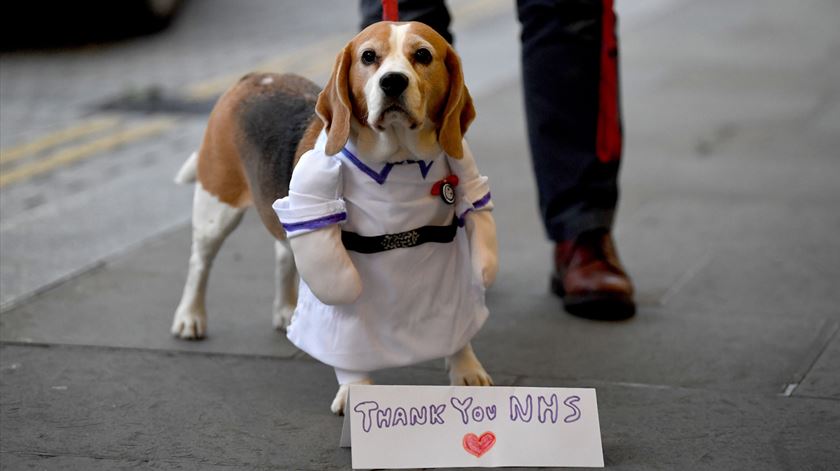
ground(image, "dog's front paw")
xmin=330 ymin=379 xmax=374 ymax=415
xmin=171 ymin=308 xmax=206 ymax=340
xmin=272 ymin=304 xmax=295 ymax=331
xmin=447 ymin=343 xmax=494 ymax=386
xmin=449 ymin=364 xmax=494 ymax=386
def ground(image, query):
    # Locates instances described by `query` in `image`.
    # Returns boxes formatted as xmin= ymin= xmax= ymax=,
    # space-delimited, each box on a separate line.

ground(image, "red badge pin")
xmin=431 ymin=175 xmax=459 ymax=204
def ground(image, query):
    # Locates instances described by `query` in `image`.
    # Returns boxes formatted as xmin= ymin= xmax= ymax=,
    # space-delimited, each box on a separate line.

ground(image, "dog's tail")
xmin=174 ymin=151 xmax=198 ymax=184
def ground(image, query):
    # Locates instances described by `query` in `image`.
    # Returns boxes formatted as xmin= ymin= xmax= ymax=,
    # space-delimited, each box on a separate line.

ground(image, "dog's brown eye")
xmin=361 ymin=50 xmax=377 ymax=65
xmin=414 ymin=48 xmax=432 ymax=65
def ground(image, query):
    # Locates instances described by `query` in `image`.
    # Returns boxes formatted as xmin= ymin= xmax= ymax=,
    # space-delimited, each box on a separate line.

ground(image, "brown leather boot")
xmin=551 ymin=229 xmax=635 ymax=320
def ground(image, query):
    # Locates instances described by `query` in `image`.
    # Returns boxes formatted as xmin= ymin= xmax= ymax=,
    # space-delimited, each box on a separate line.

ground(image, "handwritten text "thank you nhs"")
xmin=352 ymin=393 xmax=583 ymax=433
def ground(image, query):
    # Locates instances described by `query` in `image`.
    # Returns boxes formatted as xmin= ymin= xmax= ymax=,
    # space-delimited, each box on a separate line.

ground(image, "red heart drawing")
xmin=462 ymin=431 xmax=496 ymax=458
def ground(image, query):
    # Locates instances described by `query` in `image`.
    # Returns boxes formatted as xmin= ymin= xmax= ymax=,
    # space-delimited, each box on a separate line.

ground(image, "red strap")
xmin=382 ymin=0 xmax=399 ymax=21
xmin=596 ymin=0 xmax=622 ymax=163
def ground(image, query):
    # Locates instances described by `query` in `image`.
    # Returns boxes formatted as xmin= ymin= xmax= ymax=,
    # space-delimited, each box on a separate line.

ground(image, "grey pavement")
xmin=2 ymin=0 xmax=840 ymax=469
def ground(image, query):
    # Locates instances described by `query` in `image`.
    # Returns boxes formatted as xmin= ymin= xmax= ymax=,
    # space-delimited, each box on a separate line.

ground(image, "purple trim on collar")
xmin=417 ymin=160 xmax=434 ymax=178
xmin=341 ymin=148 xmax=435 ymax=183
xmin=395 ymin=159 xmax=434 ymax=178
xmin=341 ymin=148 xmax=393 ymax=185
xmin=282 ymin=212 xmax=347 ymax=232
xmin=473 ymin=192 xmax=492 ymax=209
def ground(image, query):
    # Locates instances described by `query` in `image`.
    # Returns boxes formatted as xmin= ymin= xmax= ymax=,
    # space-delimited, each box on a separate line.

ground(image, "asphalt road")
xmin=0 ymin=0 xmax=512 ymax=309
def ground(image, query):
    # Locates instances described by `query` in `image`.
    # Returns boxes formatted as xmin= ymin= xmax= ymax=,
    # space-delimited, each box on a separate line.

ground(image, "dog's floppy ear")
xmin=316 ymin=44 xmax=353 ymax=156
xmin=438 ymin=44 xmax=476 ymax=159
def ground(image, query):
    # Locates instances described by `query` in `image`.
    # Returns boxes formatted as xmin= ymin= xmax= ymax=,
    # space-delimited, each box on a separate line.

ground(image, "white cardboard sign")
xmin=340 ymin=385 xmax=603 ymax=469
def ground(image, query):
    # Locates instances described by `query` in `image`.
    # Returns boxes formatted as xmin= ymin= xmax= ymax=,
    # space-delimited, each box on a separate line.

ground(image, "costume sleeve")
xmin=272 ymin=148 xmax=345 ymax=238
xmin=447 ymin=139 xmax=494 ymax=225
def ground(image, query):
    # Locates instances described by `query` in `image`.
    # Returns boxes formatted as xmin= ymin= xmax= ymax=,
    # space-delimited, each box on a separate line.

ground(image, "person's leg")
xmin=359 ymin=0 xmax=453 ymax=44
xmin=517 ymin=0 xmax=634 ymax=318
xmin=518 ymin=0 xmax=621 ymax=241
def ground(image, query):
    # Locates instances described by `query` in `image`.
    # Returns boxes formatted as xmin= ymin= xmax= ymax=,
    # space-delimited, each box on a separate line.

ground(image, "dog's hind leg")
xmin=272 ymin=239 xmax=298 ymax=330
xmin=172 ymin=181 xmax=246 ymax=339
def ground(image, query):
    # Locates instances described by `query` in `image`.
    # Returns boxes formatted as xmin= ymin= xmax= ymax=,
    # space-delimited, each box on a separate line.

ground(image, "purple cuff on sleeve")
xmin=472 ymin=192 xmax=492 ymax=209
xmin=281 ymin=212 xmax=347 ymax=232
xmin=456 ymin=192 xmax=493 ymax=227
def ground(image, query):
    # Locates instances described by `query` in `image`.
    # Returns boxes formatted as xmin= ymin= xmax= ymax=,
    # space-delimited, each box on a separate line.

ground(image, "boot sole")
xmin=551 ymin=275 xmax=636 ymax=320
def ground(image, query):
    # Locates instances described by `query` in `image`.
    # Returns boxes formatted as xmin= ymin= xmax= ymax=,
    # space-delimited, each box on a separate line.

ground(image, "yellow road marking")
xmin=0 ymin=117 xmax=121 ymax=165
xmin=0 ymin=118 xmax=175 ymax=188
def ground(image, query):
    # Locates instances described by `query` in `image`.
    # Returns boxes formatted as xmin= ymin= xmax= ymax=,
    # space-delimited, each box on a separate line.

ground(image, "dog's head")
xmin=316 ymin=21 xmax=475 ymax=159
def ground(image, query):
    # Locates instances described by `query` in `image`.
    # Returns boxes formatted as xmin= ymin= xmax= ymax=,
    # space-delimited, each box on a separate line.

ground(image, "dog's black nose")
xmin=379 ymin=72 xmax=409 ymax=97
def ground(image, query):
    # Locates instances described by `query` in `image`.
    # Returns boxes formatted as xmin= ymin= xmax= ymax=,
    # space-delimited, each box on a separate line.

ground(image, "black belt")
xmin=342 ymin=219 xmax=458 ymax=254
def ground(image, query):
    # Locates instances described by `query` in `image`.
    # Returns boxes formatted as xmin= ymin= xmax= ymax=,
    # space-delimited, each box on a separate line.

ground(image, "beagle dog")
xmin=171 ymin=22 xmax=498 ymax=414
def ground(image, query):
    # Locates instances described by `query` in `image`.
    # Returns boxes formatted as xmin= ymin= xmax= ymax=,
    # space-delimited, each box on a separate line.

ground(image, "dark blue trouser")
xmin=360 ymin=0 xmax=623 ymax=242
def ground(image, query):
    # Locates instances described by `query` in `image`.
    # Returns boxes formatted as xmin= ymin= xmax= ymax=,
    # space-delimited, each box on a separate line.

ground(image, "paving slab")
xmin=474 ymin=293 xmax=831 ymax=395
xmin=664 ymin=233 xmax=840 ymax=320
xmin=0 ymin=344 xmax=516 ymax=471
xmin=4 ymin=344 xmax=837 ymax=471
xmin=14 ymin=204 xmax=831 ymax=396
xmin=612 ymin=197 xmax=735 ymax=306
xmin=0 ymin=344 xmax=347 ymax=470
xmin=518 ymin=376 xmax=840 ymax=471
xmin=0 ymin=213 xmax=299 ymax=358
xmin=796 ymin=333 xmax=840 ymax=400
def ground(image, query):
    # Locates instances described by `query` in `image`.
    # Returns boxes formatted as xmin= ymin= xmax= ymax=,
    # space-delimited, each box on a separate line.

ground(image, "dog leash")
xmin=382 ymin=0 xmax=399 ymax=21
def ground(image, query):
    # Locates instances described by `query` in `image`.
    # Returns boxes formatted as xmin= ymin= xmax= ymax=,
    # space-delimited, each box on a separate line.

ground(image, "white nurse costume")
xmin=273 ymin=132 xmax=493 ymax=376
